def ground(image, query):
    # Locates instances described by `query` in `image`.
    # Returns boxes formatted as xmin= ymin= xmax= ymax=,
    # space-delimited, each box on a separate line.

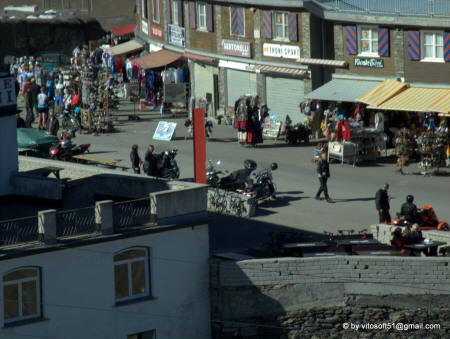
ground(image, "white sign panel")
xmin=263 ymin=43 xmax=300 ymax=59
xmin=0 ymin=77 xmax=16 ymax=108
xmin=141 ymin=20 xmax=148 ymax=35
xmin=218 ymin=60 xmax=255 ymax=72
xmin=168 ymin=24 xmax=185 ymax=48
xmin=153 ymin=121 xmax=177 ymax=141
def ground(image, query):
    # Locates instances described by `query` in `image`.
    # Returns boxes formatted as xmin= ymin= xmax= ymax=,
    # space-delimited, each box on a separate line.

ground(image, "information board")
xmin=262 ymin=114 xmax=282 ymax=139
xmin=153 ymin=121 xmax=177 ymax=141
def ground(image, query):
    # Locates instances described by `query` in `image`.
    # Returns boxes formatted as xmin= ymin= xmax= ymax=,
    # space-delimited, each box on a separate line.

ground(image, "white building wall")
xmin=0 ymin=114 xmax=17 ymax=195
xmin=0 ymin=224 xmax=211 ymax=339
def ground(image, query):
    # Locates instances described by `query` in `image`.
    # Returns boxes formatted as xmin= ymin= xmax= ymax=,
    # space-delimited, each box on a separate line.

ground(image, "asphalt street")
xmin=19 ymin=99 xmax=450 ymax=251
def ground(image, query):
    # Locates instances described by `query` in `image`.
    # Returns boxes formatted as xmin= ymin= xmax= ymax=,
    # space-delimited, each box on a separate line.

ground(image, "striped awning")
xmin=367 ymin=88 xmax=450 ymax=113
xmin=256 ymin=65 xmax=307 ymax=77
xmin=297 ymin=58 xmax=347 ymax=68
xmin=431 ymin=92 xmax=450 ymax=115
xmin=357 ymin=79 xmax=407 ymax=106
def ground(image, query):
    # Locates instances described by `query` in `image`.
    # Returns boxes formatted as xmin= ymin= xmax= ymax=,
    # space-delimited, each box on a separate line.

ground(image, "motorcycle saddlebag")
xmin=244 ymin=159 xmax=257 ymax=171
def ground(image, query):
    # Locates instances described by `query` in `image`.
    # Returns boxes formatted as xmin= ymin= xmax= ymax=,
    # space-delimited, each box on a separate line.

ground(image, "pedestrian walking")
xmin=143 ymin=145 xmax=157 ymax=176
xmin=37 ymin=87 xmax=49 ymax=130
xmin=30 ymin=78 xmax=40 ymax=115
xmin=315 ymin=152 xmax=332 ymax=202
xmin=375 ymin=183 xmax=391 ymax=223
xmin=130 ymin=144 xmax=142 ymax=174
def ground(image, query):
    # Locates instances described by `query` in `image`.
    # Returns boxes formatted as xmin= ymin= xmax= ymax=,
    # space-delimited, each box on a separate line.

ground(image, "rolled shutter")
xmin=165 ymin=0 xmax=171 ymax=24
xmin=345 ymin=25 xmax=358 ymax=55
xmin=189 ymin=2 xmax=196 ymax=28
xmin=288 ymin=13 xmax=298 ymax=42
xmin=444 ymin=32 xmax=450 ymax=62
xmin=378 ymin=27 xmax=390 ymax=57
xmin=206 ymin=3 xmax=214 ymax=32
xmin=262 ymin=10 xmax=272 ymax=39
xmin=177 ymin=0 xmax=183 ymax=26
xmin=407 ymin=30 xmax=420 ymax=61
xmin=231 ymin=7 xmax=244 ymax=36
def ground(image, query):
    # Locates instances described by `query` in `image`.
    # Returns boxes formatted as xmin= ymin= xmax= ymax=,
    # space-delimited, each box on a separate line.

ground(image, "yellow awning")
xmin=357 ymin=79 xmax=407 ymax=106
xmin=431 ymin=92 xmax=450 ymax=115
xmin=369 ymin=88 xmax=450 ymax=113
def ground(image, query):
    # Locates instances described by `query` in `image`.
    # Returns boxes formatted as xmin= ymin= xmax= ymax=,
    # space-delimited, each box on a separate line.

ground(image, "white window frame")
xmin=197 ymin=2 xmax=207 ymax=31
xmin=142 ymin=0 xmax=148 ymax=19
xmin=152 ymin=0 xmax=160 ymax=23
xmin=358 ymin=26 xmax=379 ymax=57
xmin=3 ymin=268 xmax=41 ymax=324
xmin=114 ymin=248 xmax=150 ymax=303
xmin=171 ymin=0 xmax=179 ymax=26
xmin=272 ymin=11 xmax=289 ymax=41
xmin=421 ymin=31 xmax=444 ymax=62
xmin=229 ymin=7 xmax=245 ymax=37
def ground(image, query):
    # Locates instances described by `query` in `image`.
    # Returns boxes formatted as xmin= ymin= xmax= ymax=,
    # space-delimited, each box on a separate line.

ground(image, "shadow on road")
xmin=332 ymin=197 xmax=375 ymax=203
xmin=206 ymin=137 xmax=238 ymax=143
xmin=258 ymin=195 xmax=305 ymax=209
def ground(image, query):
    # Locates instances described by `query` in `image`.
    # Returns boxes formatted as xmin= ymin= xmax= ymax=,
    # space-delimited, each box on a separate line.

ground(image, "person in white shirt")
xmin=37 ymin=87 xmax=49 ymax=130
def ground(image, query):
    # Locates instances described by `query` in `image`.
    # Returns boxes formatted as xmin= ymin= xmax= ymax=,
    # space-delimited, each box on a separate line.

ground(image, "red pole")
xmin=193 ymin=108 xmax=206 ymax=184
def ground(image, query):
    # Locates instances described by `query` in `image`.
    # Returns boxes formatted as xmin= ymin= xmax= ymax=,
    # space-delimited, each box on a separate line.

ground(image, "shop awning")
xmin=107 ymin=40 xmax=143 ymax=57
xmin=297 ymin=58 xmax=347 ymax=68
xmin=305 ymin=78 xmax=380 ymax=102
xmin=431 ymin=93 xmax=450 ymax=115
xmin=255 ymin=65 xmax=307 ymax=77
xmin=367 ymin=87 xmax=450 ymax=113
xmin=357 ymin=79 xmax=407 ymax=106
xmin=184 ymin=52 xmax=214 ymax=63
xmin=134 ymin=50 xmax=183 ymax=70
xmin=111 ymin=23 xmax=137 ymax=36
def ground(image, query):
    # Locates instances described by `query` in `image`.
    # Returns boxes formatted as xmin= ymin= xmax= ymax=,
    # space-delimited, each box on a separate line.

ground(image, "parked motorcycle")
xmin=207 ymin=159 xmax=257 ymax=190
xmin=49 ymin=130 xmax=90 ymax=160
xmin=244 ymin=163 xmax=278 ymax=201
xmin=155 ymin=148 xmax=180 ymax=179
xmin=391 ymin=205 xmax=449 ymax=231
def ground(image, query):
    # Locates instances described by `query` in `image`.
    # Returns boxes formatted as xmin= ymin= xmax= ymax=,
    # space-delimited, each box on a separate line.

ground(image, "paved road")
xmin=19 ymin=99 xmax=450 ymax=251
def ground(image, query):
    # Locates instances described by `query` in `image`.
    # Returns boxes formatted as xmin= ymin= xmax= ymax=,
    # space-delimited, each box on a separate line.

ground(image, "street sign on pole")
xmin=193 ymin=108 xmax=206 ymax=184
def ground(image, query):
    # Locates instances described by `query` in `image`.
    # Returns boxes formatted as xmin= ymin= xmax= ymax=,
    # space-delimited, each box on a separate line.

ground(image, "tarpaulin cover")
xmin=17 ymin=128 xmax=58 ymax=155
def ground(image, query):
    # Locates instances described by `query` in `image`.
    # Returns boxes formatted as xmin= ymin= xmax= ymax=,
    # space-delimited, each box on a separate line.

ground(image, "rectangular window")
xmin=171 ymin=0 xmax=179 ymax=26
xmin=152 ymin=0 xmax=160 ymax=23
xmin=230 ymin=7 xmax=245 ymax=37
xmin=3 ymin=268 xmax=41 ymax=324
xmin=273 ymin=11 xmax=289 ymax=40
xmin=422 ymin=31 xmax=444 ymax=61
xmin=142 ymin=0 xmax=148 ymax=19
xmin=359 ymin=26 xmax=378 ymax=56
xmin=114 ymin=248 xmax=150 ymax=302
xmin=197 ymin=3 xmax=207 ymax=31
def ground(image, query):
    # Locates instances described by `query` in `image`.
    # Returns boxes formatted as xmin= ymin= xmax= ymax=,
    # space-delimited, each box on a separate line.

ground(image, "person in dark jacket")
xmin=315 ymin=152 xmax=332 ymax=202
xmin=400 ymin=195 xmax=418 ymax=223
xmin=130 ymin=144 xmax=142 ymax=174
xmin=46 ymin=111 xmax=59 ymax=136
xmin=24 ymin=86 xmax=34 ymax=127
xmin=375 ymin=183 xmax=391 ymax=223
xmin=143 ymin=145 xmax=157 ymax=176
xmin=29 ymin=79 xmax=40 ymax=115
xmin=16 ymin=113 xmax=26 ymax=128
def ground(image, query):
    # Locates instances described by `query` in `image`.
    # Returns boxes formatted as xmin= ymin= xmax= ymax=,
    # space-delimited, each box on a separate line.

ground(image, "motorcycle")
xmin=285 ymin=119 xmax=310 ymax=144
xmin=155 ymin=149 xmax=180 ymax=179
xmin=391 ymin=205 xmax=449 ymax=231
xmin=207 ymin=159 xmax=257 ymax=191
xmin=49 ymin=130 xmax=90 ymax=161
xmin=244 ymin=163 xmax=278 ymax=201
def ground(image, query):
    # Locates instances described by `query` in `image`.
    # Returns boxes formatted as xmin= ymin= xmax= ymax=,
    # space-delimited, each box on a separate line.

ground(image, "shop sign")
xmin=141 ymin=20 xmax=148 ymax=35
xmin=218 ymin=60 xmax=255 ymax=72
xmin=168 ymin=24 xmax=185 ymax=48
xmin=263 ymin=43 xmax=300 ymax=59
xmin=354 ymin=57 xmax=384 ymax=68
xmin=152 ymin=25 xmax=163 ymax=40
xmin=0 ymin=77 xmax=16 ymax=116
xmin=221 ymin=39 xmax=251 ymax=58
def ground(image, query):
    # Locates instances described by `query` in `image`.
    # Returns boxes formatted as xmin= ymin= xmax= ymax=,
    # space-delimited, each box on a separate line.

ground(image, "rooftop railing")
xmin=56 ymin=207 xmax=96 ymax=238
xmin=311 ymin=0 xmax=450 ymax=17
xmin=113 ymin=198 xmax=152 ymax=230
xmin=0 ymin=216 xmax=39 ymax=246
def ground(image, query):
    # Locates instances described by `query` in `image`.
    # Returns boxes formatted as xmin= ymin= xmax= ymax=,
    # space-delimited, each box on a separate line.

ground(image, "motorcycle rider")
xmin=400 ymin=195 xmax=418 ymax=223
xmin=315 ymin=152 xmax=332 ymax=202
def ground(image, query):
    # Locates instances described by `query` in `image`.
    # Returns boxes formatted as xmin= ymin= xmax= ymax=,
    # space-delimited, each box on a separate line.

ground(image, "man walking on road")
xmin=315 ymin=152 xmax=332 ymax=202
xmin=375 ymin=183 xmax=391 ymax=223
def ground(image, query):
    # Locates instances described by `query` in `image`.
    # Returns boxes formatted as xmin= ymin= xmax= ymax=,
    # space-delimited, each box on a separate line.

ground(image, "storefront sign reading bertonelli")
xmin=221 ymin=39 xmax=251 ymax=58
xmin=354 ymin=57 xmax=384 ymax=68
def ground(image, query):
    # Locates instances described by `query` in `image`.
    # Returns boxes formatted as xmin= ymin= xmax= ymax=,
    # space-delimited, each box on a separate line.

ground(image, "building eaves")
xmin=212 ymin=0 xmax=304 ymax=9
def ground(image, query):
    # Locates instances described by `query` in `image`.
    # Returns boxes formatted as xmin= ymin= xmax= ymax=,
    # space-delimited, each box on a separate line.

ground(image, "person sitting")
xmin=404 ymin=224 xmax=423 ymax=245
xmin=46 ymin=111 xmax=59 ymax=136
xmin=400 ymin=195 xmax=418 ymax=223
xmin=391 ymin=227 xmax=405 ymax=253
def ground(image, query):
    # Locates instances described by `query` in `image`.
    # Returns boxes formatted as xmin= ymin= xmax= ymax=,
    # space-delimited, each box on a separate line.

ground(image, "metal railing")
xmin=113 ymin=198 xmax=152 ymax=230
xmin=311 ymin=0 xmax=450 ymax=17
xmin=56 ymin=207 xmax=96 ymax=238
xmin=0 ymin=216 xmax=39 ymax=246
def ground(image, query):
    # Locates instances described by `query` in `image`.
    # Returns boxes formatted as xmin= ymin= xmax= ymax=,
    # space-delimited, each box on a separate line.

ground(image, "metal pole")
xmin=193 ymin=108 xmax=206 ymax=184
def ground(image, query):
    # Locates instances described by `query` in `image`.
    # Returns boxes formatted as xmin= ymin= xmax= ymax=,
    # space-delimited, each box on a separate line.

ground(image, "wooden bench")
xmin=72 ymin=154 xmax=127 ymax=170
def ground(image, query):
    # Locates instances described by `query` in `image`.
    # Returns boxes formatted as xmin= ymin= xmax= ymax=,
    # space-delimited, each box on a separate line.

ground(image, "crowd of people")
xmin=234 ymin=95 xmax=268 ymax=147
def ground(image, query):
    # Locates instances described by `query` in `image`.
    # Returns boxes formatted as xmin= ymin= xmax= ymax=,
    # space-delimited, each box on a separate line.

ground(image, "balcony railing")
xmin=56 ymin=207 xmax=96 ymax=238
xmin=112 ymin=198 xmax=152 ymax=230
xmin=311 ymin=0 xmax=450 ymax=17
xmin=0 ymin=216 xmax=39 ymax=246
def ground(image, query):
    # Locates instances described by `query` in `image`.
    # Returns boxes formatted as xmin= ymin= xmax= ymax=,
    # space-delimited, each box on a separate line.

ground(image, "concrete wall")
xmin=0 ymin=115 xmax=17 ymax=196
xmin=10 ymin=172 xmax=62 ymax=200
xmin=0 ymin=224 xmax=211 ymax=339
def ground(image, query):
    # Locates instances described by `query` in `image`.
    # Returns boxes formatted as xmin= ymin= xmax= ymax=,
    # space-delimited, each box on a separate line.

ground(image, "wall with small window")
xmin=404 ymin=29 xmax=450 ymax=84
xmin=0 ymin=224 xmax=210 ymax=338
xmin=188 ymin=1 xmax=217 ymax=52
xmin=340 ymin=23 xmax=396 ymax=77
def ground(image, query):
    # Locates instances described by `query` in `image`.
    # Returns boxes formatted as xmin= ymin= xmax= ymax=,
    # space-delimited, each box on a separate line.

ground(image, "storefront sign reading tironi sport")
xmin=263 ymin=43 xmax=300 ymax=59
xmin=354 ymin=57 xmax=384 ymax=68
xmin=221 ymin=39 xmax=251 ymax=58
xmin=168 ymin=24 xmax=185 ymax=48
